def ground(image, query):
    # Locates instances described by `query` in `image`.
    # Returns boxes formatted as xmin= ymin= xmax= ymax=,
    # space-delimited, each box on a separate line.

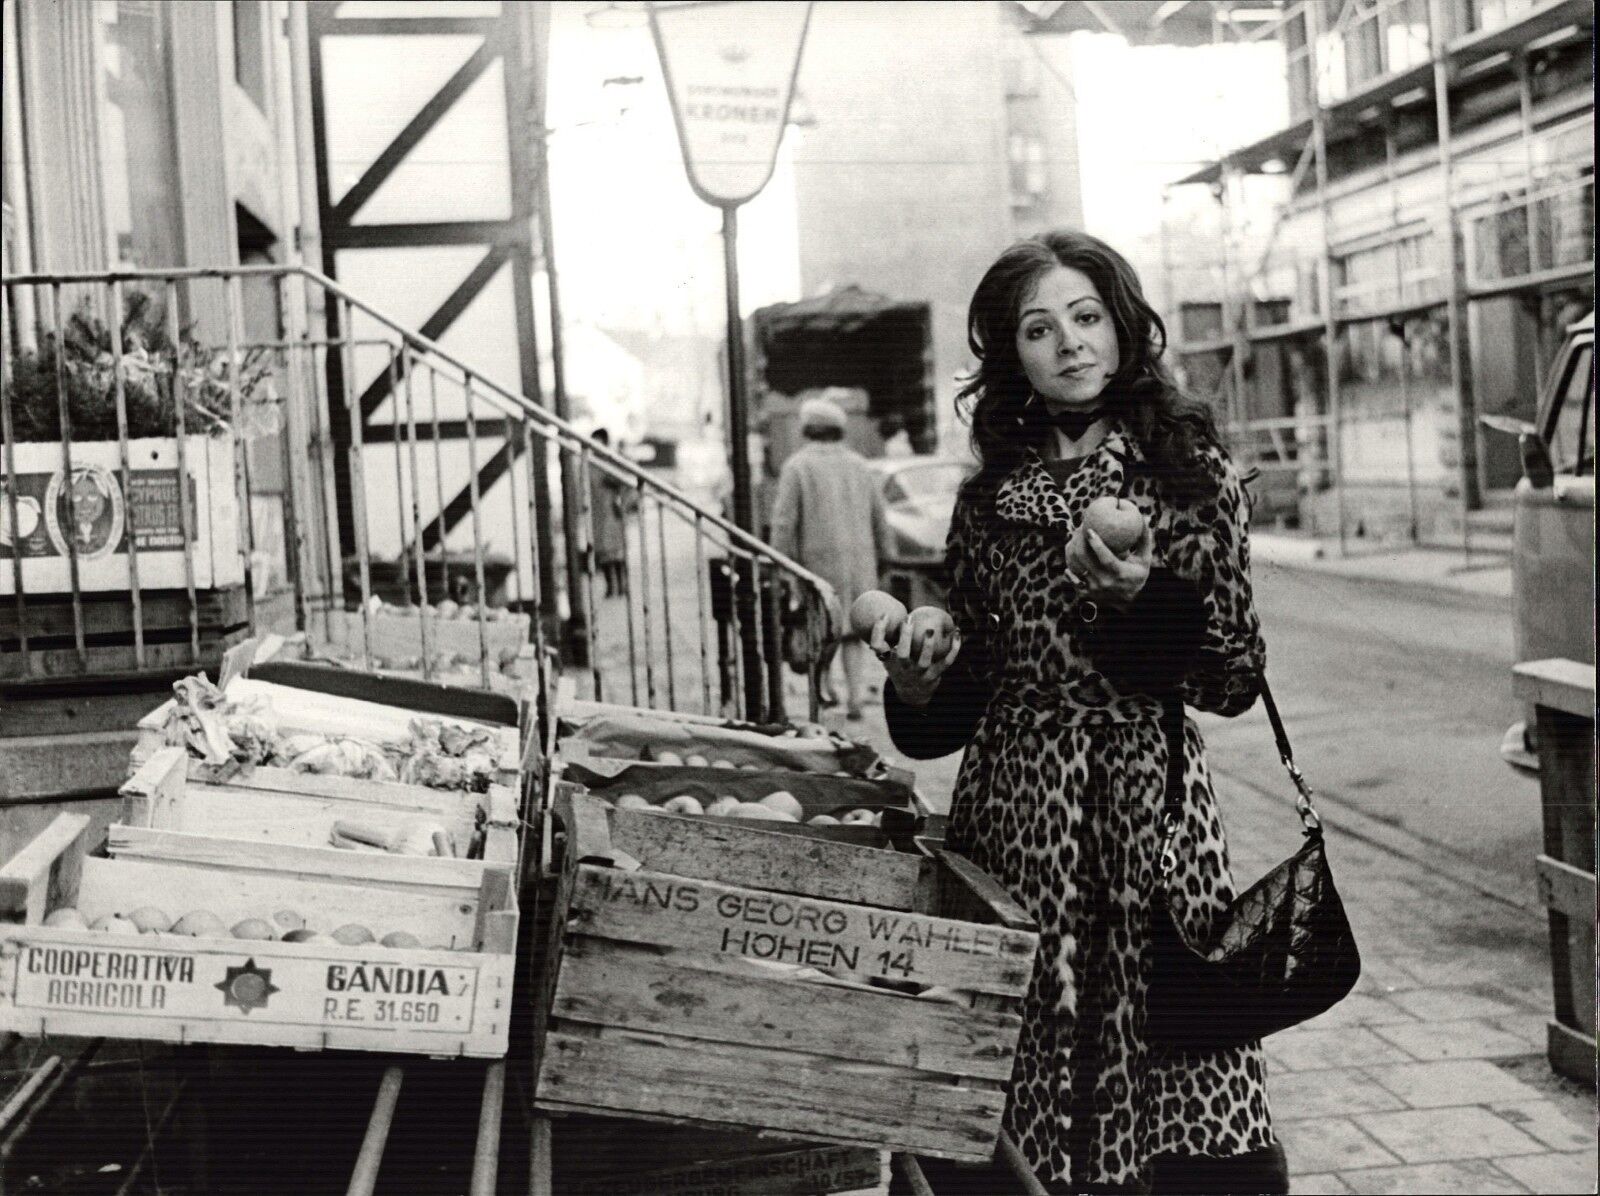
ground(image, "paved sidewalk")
xmin=814 ymin=686 xmax=1598 ymax=1196
xmin=566 ymin=511 xmax=1595 ymax=1193
xmin=1251 ymin=533 xmax=1512 ymax=608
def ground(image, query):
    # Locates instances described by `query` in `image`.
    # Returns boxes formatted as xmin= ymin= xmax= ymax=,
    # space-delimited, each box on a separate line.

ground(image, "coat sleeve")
xmin=769 ymin=463 xmax=801 ymax=563
xmin=870 ymin=478 xmax=890 ymax=564
xmin=1162 ymin=448 xmax=1265 ymax=716
xmin=884 ymin=490 xmax=994 ymax=758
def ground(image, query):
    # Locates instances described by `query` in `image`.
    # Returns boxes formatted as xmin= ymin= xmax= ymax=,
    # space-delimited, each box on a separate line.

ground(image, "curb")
xmin=1250 ymin=538 xmax=1512 ymax=613
xmin=1212 ymin=757 xmax=1542 ymax=918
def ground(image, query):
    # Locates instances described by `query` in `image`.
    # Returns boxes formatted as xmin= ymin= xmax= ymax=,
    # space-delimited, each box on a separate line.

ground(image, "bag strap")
xmin=1159 ymin=678 xmax=1323 ymax=877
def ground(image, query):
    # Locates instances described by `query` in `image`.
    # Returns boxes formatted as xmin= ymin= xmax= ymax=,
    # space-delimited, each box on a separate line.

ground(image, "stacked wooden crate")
xmin=0 ymin=662 xmax=528 ymax=1059
xmin=532 ymin=699 xmax=1039 ymax=1172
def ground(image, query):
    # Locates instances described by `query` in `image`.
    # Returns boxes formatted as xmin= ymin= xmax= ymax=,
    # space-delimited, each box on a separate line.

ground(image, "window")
xmin=232 ymin=0 xmax=267 ymax=112
xmin=1333 ymin=231 xmax=1442 ymax=317
xmin=96 ymin=1 xmax=184 ymax=268
xmin=1007 ymin=134 xmax=1047 ymax=208
xmin=1548 ymin=343 xmax=1594 ymax=476
xmin=1466 ymin=0 xmax=1537 ymax=36
xmin=1318 ymin=0 xmax=1432 ymax=102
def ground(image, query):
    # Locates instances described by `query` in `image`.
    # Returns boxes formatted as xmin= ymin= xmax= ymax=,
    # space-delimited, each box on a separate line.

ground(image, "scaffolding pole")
xmin=1427 ymin=0 xmax=1481 ymax=561
xmin=1307 ymin=2 xmax=1347 ymax=554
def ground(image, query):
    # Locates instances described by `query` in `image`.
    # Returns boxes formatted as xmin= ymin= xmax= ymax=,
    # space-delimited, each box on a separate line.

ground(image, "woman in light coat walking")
xmin=769 ymin=396 xmax=888 ymax=718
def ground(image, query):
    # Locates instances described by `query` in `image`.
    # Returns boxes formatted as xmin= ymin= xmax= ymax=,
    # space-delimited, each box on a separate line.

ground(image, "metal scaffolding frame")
xmin=304 ymin=0 xmax=562 ymax=625
xmin=1164 ymin=0 xmax=1595 ymax=556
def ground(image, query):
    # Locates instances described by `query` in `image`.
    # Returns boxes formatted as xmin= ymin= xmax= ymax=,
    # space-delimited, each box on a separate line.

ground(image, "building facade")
xmin=3 ymin=0 xmax=328 ymax=614
xmin=1167 ymin=0 xmax=1593 ymax=548
xmin=787 ymin=0 xmax=1085 ymax=451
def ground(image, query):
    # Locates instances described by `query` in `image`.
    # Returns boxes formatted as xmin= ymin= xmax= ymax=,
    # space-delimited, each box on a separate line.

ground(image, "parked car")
xmin=869 ymin=455 xmax=973 ymax=611
xmin=1483 ymin=311 xmax=1594 ymax=775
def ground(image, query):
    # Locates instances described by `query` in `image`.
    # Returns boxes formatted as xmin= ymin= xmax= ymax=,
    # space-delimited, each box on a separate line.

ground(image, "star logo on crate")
xmin=216 ymin=959 xmax=280 ymax=1015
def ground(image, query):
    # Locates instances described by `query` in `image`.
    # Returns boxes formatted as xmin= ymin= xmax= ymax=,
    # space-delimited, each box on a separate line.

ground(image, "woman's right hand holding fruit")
xmin=871 ymin=610 xmax=960 ymax=708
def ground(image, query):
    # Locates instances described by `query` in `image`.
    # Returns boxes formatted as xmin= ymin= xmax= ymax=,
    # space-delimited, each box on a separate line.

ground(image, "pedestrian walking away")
xmin=877 ymin=229 xmax=1290 ymax=1195
xmin=769 ymin=394 xmax=890 ymax=720
xmin=588 ymin=427 xmax=633 ymax=599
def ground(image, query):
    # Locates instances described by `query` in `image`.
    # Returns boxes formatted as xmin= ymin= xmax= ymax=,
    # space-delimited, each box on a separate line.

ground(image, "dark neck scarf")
xmin=1047 ymin=404 xmax=1106 ymax=441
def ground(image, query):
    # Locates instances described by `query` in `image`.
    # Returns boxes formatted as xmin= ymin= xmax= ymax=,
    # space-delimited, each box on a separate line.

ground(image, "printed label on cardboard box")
xmin=0 ymin=466 xmax=196 ymax=561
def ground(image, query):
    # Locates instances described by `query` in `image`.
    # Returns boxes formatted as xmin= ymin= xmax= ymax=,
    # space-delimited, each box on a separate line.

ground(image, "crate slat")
xmin=0 ymin=587 xmax=249 ymax=641
xmin=561 ymin=1141 xmax=887 ymax=1196
xmin=75 ymin=856 xmax=479 ymax=949
xmin=551 ymin=937 xmax=1021 ymax=1081
xmin=0 ymin=632 xmax=251 ymax=680
xmin=188 ymin=763 xmax=477 ymax=818
xmin=538 ymin=1028 xmax=1007 ymax=1161
xmin=605 ymin=808 xmax=929 ymax=910
xmin=0 ymin=814 xmax=92 ymax=925
xmin=122 ymin=752 xmax=520 ymax=865
xmin=566 ymin=864 xmax=1035 ymax=998
xmin=106 ymin=825 xmax=493 ymax=894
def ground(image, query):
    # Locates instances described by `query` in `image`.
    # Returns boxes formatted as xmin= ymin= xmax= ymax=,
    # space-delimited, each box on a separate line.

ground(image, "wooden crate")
xmin=1514 ymin=657 xmax=1597 ymax=1087
xmin=131 ymin=675 xmax=522 ymax=790
xmin=120 ymin=748 xmax=520 ymax=866
xmin=533 ymin=790 xmax=1038 ymax=1162
xmin=0 ymin=811 xmax=518 ymax=1058
xmin=543 ymin=1113 xmax=889 ymax=1196
xmin=556 ymin=710 xmax=886 ymax=778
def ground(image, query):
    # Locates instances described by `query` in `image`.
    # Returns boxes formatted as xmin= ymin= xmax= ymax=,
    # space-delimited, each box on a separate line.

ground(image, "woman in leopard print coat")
xmin=879 ymin=231 xmax=1289 ymax=1195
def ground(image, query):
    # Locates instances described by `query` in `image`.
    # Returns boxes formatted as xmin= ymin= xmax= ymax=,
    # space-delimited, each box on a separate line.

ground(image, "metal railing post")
xmin=164 ymin=281 xmax=201 ymax=663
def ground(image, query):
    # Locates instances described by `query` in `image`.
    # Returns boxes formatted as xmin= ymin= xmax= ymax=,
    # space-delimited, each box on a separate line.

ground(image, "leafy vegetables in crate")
xmin=7 ymin=290 xmax=275 ymax=442
xmin=160 ymin=673 xmax=498 ymax=792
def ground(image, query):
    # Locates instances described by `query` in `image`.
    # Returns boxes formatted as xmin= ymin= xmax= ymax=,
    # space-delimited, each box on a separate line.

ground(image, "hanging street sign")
xmin=649 ymin=1 xmax=814 ymax=208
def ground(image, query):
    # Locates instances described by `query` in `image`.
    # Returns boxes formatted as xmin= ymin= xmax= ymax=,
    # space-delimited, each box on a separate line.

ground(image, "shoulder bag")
xmin=1147 ymin=683 xmax=1361 ymax=1051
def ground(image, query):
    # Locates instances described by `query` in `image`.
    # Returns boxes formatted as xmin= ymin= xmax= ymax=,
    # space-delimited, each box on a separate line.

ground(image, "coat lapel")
xmin=992 ymin=427 xmax=1136 ymax=530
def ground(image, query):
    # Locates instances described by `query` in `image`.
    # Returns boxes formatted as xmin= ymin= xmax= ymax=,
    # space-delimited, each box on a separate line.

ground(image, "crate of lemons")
xmin=0 ymin=751 xmax=518 ymax=1057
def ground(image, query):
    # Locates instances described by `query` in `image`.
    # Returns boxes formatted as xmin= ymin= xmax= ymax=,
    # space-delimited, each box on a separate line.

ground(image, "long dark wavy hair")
xmin=957 ymin=229 xmax=1220 ymax=504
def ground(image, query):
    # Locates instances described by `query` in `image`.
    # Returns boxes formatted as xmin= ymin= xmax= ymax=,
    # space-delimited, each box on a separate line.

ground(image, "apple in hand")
xmin=1084 ymin=496 xmax=1145 ymax=554
xmin=1067 ymin=497 xmax=1146 ymax=574
xmin=849 ymin=590 xmax=907 ymax=642
xmin=903 ymin=607 xmax=956 ymax=659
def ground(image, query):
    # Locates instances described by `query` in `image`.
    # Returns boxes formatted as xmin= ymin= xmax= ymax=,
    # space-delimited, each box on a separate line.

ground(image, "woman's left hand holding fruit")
xmin=1068 ymin=522 xmax=1153 ymax=611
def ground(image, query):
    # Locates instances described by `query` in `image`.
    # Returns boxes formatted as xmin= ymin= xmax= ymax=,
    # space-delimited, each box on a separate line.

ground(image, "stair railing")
xmin=2 ymin=265 xmax=839 ymax=725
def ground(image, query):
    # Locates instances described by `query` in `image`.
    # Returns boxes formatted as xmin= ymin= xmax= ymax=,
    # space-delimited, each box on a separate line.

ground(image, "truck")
xmin=1483 ymin=310 xmax=1594 ymax=775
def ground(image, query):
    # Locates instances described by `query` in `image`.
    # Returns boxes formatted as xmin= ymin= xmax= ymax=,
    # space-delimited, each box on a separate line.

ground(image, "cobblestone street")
xmin=563 ymin=501 xmax=1597 ymax=1193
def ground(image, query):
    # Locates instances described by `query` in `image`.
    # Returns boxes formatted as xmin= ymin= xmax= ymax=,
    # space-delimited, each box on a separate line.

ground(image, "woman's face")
xmin=1015 ymin=265 xmax=1121 ymax=410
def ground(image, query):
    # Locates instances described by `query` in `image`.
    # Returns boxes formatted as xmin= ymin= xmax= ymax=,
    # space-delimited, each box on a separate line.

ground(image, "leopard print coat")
xmin=937 ymin=424 xmax=1276 ymax=1189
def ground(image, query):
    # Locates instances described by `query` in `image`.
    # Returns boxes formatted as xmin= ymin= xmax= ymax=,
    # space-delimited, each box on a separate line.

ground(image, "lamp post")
xmin=648 ymin=0 xmax=813 ymax=716
xmin=529 ymin=77 xmax=642 ymax=669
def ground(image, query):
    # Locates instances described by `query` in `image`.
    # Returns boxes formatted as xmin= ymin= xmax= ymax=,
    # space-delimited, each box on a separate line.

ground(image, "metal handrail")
xmin=2 ymin=264 xmax=840 ymax=724
xmin=0 ymin=264 xmax=836 ymax=591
